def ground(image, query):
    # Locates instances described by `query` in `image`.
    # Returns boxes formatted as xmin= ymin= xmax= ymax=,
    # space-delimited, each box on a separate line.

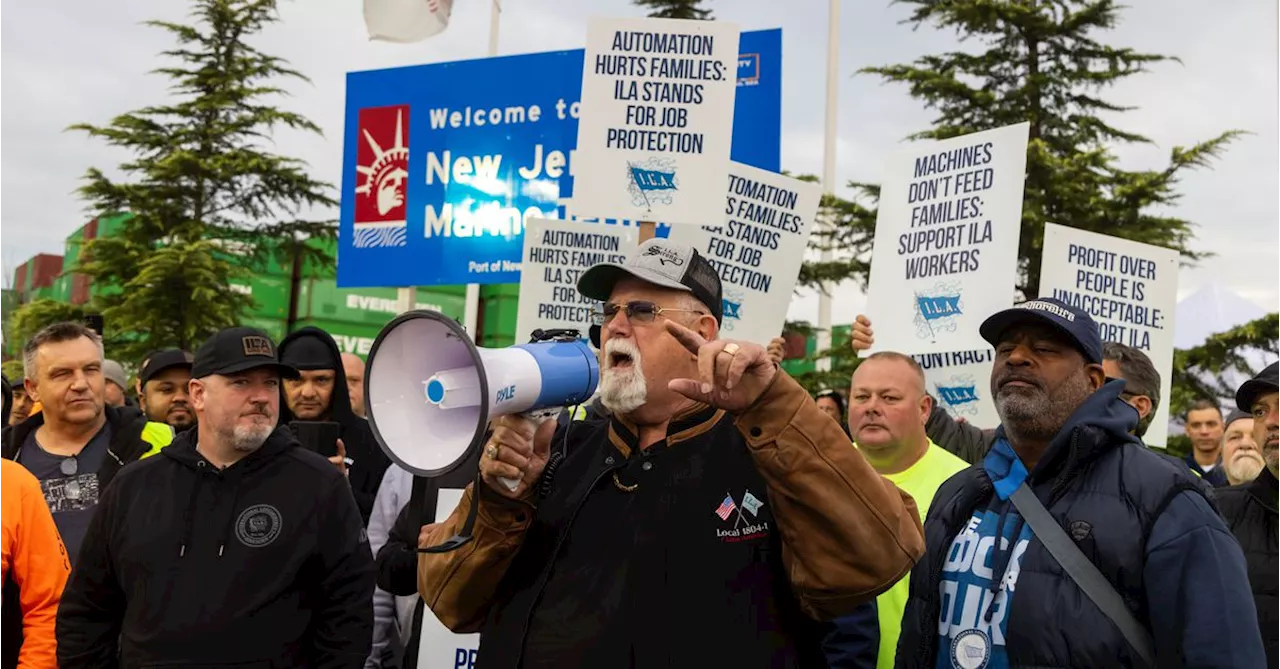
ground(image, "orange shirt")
xmin=2 ymin=458 xmax=71 ymax=668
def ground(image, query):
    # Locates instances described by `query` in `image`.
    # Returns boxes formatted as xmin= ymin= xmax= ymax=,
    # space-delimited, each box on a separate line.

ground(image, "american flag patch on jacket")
xmin=715 ymin=494 xmax=737 ymax=521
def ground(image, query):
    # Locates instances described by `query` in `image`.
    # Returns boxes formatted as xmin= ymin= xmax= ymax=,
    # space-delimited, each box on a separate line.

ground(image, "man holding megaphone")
xmin=417 ymin=239 xmax=925 ymax=668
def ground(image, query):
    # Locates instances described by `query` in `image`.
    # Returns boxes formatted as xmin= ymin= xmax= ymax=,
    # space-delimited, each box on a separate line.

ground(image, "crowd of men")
xmin=0 ymin=236 xmax=1275 ymax=668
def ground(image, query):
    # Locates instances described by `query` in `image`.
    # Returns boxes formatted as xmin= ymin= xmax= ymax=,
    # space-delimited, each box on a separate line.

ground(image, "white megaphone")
xmin=364 ymin=310 xmax=600 ymax=487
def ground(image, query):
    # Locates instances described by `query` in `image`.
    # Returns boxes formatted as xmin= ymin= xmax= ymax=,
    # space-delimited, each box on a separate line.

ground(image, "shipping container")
xmin=299 ymin=236 xmax=339 ymax=280
xmin=96 ymin=212 xmax=132 ymax=239
xmin=64 ymin=228 xmax=85 ymax=272
xmin=481 ymin=283 xmax=521 ymax=299
xmin=480 ymin=332 xmax=516 ymax=349
xmin=27 ymin=255 xmax=63 ymax=292
xmin=778 ymin=324 xmax=854 ymax=377
xmin=29 ymin=285 xmax=56 ymax=303
xmin=242 ymin=317 xmax=288 ymax=345
xmin=782 ymin=332 xmax=807 ymax=360
xmin=780 ymin=332 xmax=818 ymax=376
xmin=13 ymin=265 xmax=27 ymax=295
xmin=51 ymin=275 xmax=72 ymax=303
xmin=479 ymin=294 xmax=519 ymax=344
xmin=208 ymin=236 xmax=294 ymax=278
xmin=70 ymin=274 xmax=93 ymax=305
xmin=295 ymin=279 xmax=466 ymax=325
xmin=289 ymin=319 xmax=384 ymax=360
xmin=229 ymin=275 xmax=292 ymax=320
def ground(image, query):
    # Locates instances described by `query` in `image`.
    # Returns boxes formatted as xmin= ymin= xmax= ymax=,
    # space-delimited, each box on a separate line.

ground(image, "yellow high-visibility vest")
xmin=138 ymin=421 xmax=175 ymax=459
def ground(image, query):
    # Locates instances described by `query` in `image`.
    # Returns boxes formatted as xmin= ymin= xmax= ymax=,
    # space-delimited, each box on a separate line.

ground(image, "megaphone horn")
xmin=364 ymin=310 xmax=600 ymax=480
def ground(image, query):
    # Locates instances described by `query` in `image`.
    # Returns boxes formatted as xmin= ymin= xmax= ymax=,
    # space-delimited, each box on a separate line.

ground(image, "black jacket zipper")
xmin=510 ymin=460 xmax=618 ymax=668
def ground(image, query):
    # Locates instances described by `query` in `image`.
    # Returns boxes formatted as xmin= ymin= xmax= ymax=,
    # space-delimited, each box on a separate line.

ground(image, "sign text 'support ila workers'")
xmin=862 ymin=122 xmax=1029 ymax=355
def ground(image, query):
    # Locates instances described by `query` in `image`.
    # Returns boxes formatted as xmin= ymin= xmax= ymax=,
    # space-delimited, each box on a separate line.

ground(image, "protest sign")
xmin=1039 ymin=223 xmax=1179 ymax=446
xmin=665 ymin=163 xmax=820 ymax=345
xmin=862 ymin=122 xmax=1029 ymax=355
xmin=516 ymin=218 xmax=637 ymax=343
xmin=571 ymin=17 xmax=740 ymax=226
xmin=913 ymin=348 xmax=1000 ymax=429
xmin=416 ymin=487 xmax=478 ymax=668
xmin=338 ymin=30 xmax=780 ymax=288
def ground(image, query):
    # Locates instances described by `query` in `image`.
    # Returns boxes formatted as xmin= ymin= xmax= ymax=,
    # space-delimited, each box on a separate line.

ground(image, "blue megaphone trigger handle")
xmin=416 ymin=469 xmax=483 ymax=554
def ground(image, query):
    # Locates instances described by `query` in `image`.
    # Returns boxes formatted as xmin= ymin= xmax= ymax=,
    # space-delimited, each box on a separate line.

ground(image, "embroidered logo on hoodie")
xmin=236 ymin=504 xmax=282 ymax=547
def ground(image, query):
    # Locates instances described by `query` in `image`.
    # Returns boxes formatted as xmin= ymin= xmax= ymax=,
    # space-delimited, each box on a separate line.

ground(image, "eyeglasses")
xmin=591 ymin=300 xmax=705 ymax=326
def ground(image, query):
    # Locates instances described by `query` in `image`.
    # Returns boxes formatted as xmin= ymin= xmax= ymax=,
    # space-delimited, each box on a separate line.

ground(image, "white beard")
xmin=231 ymin=423 xmax=274 ymax=453
xmin=599 ymin=338 xmax=647 ymax=415
xmin=1225 ymin=451 xmax=1265 ymax=485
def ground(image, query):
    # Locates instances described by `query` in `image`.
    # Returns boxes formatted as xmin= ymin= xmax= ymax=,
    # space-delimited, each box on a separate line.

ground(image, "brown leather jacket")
xmin=418 ymin=371 xmax=925 ymax=633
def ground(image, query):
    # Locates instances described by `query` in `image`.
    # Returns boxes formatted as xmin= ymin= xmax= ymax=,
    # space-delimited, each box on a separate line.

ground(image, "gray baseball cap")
xmin=102 ymin=360 xmax=128 ymax=390
xmin=577 ymin=238 xmax=723 ymax=323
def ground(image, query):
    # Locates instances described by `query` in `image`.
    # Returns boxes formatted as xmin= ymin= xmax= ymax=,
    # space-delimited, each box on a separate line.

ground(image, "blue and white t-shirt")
xmin=935 ymin=439 xmax=1035 ymax=669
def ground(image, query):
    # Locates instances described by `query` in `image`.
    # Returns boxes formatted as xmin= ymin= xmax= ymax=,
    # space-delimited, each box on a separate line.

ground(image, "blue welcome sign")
xmin=338 ymin=29 xmax=782 ymax=287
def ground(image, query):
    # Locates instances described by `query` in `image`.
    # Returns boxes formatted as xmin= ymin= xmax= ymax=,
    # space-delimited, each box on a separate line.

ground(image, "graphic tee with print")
xmin=18 ymin=424 xmax=111 ymax=566
xmin=935 ymin=439 xmax=1034 ymax=669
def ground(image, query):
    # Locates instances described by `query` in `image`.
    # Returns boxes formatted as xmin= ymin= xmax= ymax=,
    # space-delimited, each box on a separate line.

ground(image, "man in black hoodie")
xmin=56 ymin=326 xmax=375 ymax=668
xmin=278 ymin=327 xmax=389 ymax=524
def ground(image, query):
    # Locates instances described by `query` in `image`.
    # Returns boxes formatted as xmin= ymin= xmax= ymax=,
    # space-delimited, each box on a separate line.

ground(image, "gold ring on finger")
xmin=723 ymin=342 xmax=741 ymax=356
xmin=485 ymin=444 xmax=500 ymax=459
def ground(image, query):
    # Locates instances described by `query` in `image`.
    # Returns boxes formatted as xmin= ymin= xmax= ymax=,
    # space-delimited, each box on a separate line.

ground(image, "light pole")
xmin=816 ymin=0 xmax=839 ymax=372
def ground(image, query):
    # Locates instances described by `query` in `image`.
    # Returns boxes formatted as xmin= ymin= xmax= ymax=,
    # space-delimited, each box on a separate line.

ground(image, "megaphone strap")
xmin=417 ymin=470 xmax=484 ymax=554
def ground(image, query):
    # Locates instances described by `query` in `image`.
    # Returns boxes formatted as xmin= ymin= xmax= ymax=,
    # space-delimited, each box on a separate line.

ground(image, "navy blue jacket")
xmin=1184 ymin=453 xmax=1229 ymax=487
xmin=821 ymin=602 xmax=878 ymax=668
xmin=896 ymin=381 xmax=1265 ymax=668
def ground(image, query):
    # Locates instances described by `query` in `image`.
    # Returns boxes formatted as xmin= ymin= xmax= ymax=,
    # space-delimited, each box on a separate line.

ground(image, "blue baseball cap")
xmin=979 ymin=298 xmax=1103 ymax=364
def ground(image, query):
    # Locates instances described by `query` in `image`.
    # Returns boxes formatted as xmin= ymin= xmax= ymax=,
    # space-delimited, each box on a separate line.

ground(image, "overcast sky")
xmin=2 ymin=0 xmax=1276 ymax=330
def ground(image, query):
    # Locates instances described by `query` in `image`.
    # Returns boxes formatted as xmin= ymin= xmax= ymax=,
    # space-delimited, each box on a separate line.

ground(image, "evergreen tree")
xmin=2 ymin=360 xmax=23 ymax=383
xmin=633 ymin=0 xmax=713 ymax=20
xmin=806 ymin=0 xmax=1241 ymax=300
xmin=1170 ymin=313 xmax=1279 ymax=417
xmin=70 ymin=0 xmax=335 ymax=359
xmin=9 ymin=301 xmax=90 ymax=355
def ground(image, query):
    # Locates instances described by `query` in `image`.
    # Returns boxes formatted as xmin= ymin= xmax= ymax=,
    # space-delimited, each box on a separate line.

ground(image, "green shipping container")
xmin=481 ymin=283 xmax=521 ymax=299
xmin=1 ymin=289 xmax=17 ymax=317
xmin=64 ymin=229 xmax=84 ymax=272
xmin=243 ymin=317 xmax=288 ymax=344
xmin=779 ymin=324 xmax=854 ymax=377
xmin=418 ymin=283 xmax=467 ymax=297
xmin=51 ymin=275 xmax=72 ymax=303
xmin=290 ymin=319 xmax=384 ymax=360
xmin=296 ymin=280 xmax=466 ymax=326
xmin=229 ymin=275 xmax=292 ymax=320
xmin=96 ymin=212 xmax=132 ymax=239
xmin=300 ymin=236 xmax=339 ymax=280
xmin=480 ymin=295 xmax=518 ymax=344
xmin=213 ymin=237 xmax=294 ymax=277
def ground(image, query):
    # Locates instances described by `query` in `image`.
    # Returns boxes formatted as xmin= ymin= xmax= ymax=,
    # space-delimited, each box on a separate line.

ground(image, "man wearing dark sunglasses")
xmin=418 ymin=238 xmax=925 ymax=669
